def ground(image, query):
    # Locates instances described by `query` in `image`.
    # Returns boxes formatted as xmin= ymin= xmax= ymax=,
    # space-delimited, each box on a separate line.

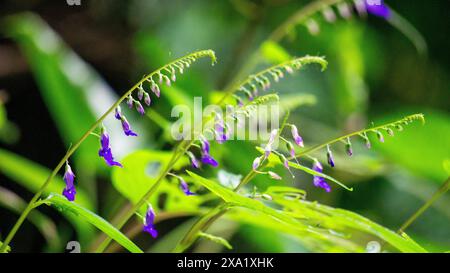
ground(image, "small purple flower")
xmin=114 ymin=106 xmax=122 ymax=120
xmin=364 ymin=0 xmax=390 ymax=19
xmin=264 ymin=143 xmax=272 ymax=159
xmin=268 ymin=171 xmax=282 ymax=180
xmin=137 ymin=86 xmax=144 ymax=101
xmin=291 ymin=125 xmax=304 ymax=147
xmin=264 ymin=129 xmax=278 ymax=158
xmin=187 ymin=152 xmax=200 ymax=169
xmin=201 ymin=154 xmax=218 ymax=167
xmin=127 ymin=95 xmax=134 ymax=109
xmin=98 ymin=127 xmax=123 ymax=167
xmin=365 ymin=138 xmax=372 ymax=149
xmin=346 ymin=138 xmax=353 ymax=156
xmin=346 ymin=143 xmax=353 ymax=156
xmin=62 ymin=162 xmax=76 ymax=201
xmin=143 ymin=205 xmax=158 ymax=238
xmin=235 ymin=96 xmax=244 ymax=107
xmin=285 ymin=66 xmax=294 ymax=74
xmin=252 ymin=157 xmax=261 ymax=170
xmin=312 ymin=160 xmax=331 ymax=192
xmin=200 ymin=137 xmax=210 ymax=154
xmin=164 ymin=75 xmax=171 ymax=86
xmin=120 ymin=116 xmax=138 ymax=136
xmin=135 ymin=101 xmax=145 ymax=115
xmin=144 ymin=92 xmax=151 ymax=106
xmin=215 ymin=120 xmax=227 ymax=144
xmin=151 ymin=82 xmax=160 ymax=98
xmin=376 ymin=131 xmax=385 ymax=142
xmin=281 ymin=155 xmax=295 ymax=178
xmin=199 ymin=137 xmax=218 ymax=167
xmin=179 ymin=177 xmax=195 ymax=196
xmin=326 ymin=145 xmax=335 ymax=167
xmin=386 ymin=128 xmax=394 ymax=136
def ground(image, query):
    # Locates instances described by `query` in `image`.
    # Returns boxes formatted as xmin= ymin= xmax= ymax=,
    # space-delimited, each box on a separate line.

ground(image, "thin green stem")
xmin=397 ymin=177 xmax=450 ymax=234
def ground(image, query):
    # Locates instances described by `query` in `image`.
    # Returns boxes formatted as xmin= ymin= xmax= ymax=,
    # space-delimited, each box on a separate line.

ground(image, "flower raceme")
xmin=303 ymin=0 xmax=392 ymax=36
xmin=248 ymin=114 xmax=424 ymax=193
xmin=57 ymin=50 xmax=217 ymax=203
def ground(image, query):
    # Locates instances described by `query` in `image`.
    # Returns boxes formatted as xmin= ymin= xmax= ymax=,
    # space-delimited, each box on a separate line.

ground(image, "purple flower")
xmin=114 ymin=106 xmax=122 ymax=120
xmin=365 ymin=138 xmax=372 ymax=149
xmin=179 ymin=177 xmax=195 ymax=196
xmin=365 ymin=0 xmax=390 ymax=19
xmin=199 ymin=137 xmax=218 ymax=167
xmin=281 ymin=155 xmax=295 ymax=178
xmin=98 ymin=127 xmax=123 ymax=167
xmin=346 ymin=143 xmax=353 ymax=156
xmin=200 ymin=137 xmax=210 ymax=154
xmin=312 ymin=160 xmax=331 ymax=192
xmin=376 ymin=131 xmax=385 ymax=142
xmin=151 ymin=82 xmax=160 ymax=98
xmin=62 ymin=162 xmax=76 ymax=201
xmin=264 ymin=129 xmax=278 ymax=158
xmin=144 ymin=92 xmax=151 ymax=106
xmin=285 ymin=66 xmax=294 ymax=74
xmin=137 ymin=87 xmax=144 ymax=101
xmin=135 ymin=101 xmax=145 ymax=115
xmin=264 ymin=143 xmax=272 ymax=159
xmin=201 ymin=154 xmax=218 ymax=167
xmin=386 ymin=128 xmax=394 ymax=136
xmin=187 ymin=152 xmax=200 ymax=169
xmin=127 ymin=95 xmax=134 ymax=109
xmin=252 ymin=157 xmax=261 ymax=170
xmin=268 ymin=171 xmax=282 ymax=180
xmin=346 ymin=138 xmax=353 ymax=156
xmin=143 ymin=205 xmax=158 ymax=238
xmin=235 ymin=96 xmax=244 ymax=107
xmin=326 ymin=145 xmax=335 ymax=167
xmin=120 ymin=116 xmax=138 ymax=136
xmin=215 ymin=120 xmax=227 ymax=144
xmin=291 ymin=125 xmax=304 ymax=147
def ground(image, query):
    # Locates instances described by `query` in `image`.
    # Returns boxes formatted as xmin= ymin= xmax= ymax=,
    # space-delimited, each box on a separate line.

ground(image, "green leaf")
xmin=261 ymin=41 xmax=292 ymax=64
xmin=112 ymin=150 xmax=202 ymax=214
xmin=41 ymin=193 xmax=143 ymax=253
xmin=187 ymin=171 xmax=426 ymax=252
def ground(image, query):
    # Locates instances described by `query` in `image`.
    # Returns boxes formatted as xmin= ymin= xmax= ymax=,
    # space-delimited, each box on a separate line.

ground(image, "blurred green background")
xmin=0 ymin=0 xmax=448 ymax=252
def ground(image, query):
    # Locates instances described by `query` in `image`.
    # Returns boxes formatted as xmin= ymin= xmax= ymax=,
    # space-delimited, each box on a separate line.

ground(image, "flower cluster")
xmin=305 ymin=0 xmax=391 ymax=35
xmin=246 ymin=112 xmax=421 ymax=193
xmin=233 ymin=56 xmax=327 ymax=106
